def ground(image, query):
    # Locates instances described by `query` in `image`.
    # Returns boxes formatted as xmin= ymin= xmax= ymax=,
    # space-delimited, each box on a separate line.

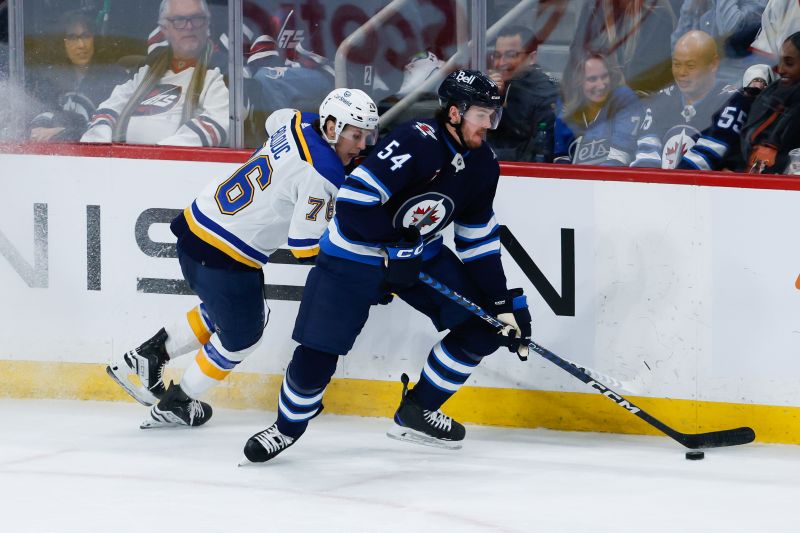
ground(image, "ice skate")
xmin=387 ymin=373 xmax=465 ymax=450
xmin=241 ymin=423 xmax=296 ymax=464
xmin=140 ymin=381 xmax=212 ymax=429
xmin=107 ymin=328 xmax=170 ymax=406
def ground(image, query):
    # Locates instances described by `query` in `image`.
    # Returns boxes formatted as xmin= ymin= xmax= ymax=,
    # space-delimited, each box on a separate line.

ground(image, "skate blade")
xmin=386 ymin=424 xmax=463 ymax=450
xmin=140 ymin=418 xmax=178 ymax=429
xmin=106 ymin=365 xmax=157 ymax=407
xmin=238 ymin=457 xmax=255 ymax=467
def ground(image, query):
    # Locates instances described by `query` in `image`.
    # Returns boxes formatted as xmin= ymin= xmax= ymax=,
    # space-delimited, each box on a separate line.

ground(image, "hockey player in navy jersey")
xmin=107 ymin=88 xmax=379 ymax=428
xmin=242 ymin=70 xmax=533 ymax=463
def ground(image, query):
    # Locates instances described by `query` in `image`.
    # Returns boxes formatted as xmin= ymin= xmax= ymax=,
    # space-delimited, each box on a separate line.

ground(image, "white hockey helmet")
xmin=319 ymin=88 xmax=380 ymax=145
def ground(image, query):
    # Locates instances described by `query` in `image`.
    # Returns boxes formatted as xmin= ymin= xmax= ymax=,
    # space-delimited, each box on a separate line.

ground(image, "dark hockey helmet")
xmin=437 ymin=69 xmax=502 ymax=111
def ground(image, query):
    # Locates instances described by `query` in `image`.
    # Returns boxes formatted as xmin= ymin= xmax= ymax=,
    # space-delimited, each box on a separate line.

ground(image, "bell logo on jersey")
xmin=414 ymin=122 xmax=437 ymax=140
xmin=394 ymin=193 xmax=455 ymax=237
xmin=135 ymin=85 xmax=182 ymax=116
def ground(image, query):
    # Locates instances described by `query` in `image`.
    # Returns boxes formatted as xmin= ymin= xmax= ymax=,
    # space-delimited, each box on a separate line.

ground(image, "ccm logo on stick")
xmin=588 ymin=381 xmax=641 ymax=414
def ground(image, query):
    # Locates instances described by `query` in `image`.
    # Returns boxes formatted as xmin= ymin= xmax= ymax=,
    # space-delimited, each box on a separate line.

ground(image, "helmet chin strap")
xmin=446 ymin=108 xmax=469 ymax=150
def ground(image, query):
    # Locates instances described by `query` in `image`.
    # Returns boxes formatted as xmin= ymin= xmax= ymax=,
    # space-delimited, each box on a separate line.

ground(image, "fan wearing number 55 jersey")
xmin=107 ymin=88 xmax=379 ymax=429
xmin=242 ymin=70 xmax=534 ymax=463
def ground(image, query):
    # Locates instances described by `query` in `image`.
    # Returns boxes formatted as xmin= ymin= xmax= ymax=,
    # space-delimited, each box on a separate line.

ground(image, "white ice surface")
xmin=1 ymin=399 xmax=798 ymax=532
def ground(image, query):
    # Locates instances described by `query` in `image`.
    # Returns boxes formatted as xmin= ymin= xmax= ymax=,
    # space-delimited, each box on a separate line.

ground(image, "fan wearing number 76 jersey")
xmin=107 ymin=88 xmax=380 ymax=429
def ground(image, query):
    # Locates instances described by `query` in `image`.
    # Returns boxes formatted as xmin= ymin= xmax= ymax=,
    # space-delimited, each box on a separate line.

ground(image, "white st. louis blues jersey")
xmin=184 ymin=110 xmax=345 ymax=268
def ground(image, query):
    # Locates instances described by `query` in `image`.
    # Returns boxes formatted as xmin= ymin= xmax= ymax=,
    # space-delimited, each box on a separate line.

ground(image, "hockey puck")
xmin=685 ymin=451 xmax=705 ymax=460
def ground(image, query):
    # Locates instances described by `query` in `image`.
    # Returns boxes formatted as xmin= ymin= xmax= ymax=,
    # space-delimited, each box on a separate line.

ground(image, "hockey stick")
xmin=418 ymin=272 xmax=756 ymax=449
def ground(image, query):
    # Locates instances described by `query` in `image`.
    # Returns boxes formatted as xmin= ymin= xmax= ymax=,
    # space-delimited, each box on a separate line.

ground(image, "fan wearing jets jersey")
xmin=242 ymin=70 xmax=533 ymax=464
xmin=632 ymin=30 xmax=735 ymax=169
xmin=107 ymin=88 xmax=379 ymax=429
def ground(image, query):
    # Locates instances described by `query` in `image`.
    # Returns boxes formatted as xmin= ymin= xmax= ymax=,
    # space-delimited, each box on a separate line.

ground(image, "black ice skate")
xmin=386 ymin=373 xmax=465 ymax=450
xmin=140 ymin=381 xmax=212 ymax=429
xmin=106 ymin=328 xmax=170 ymax=406
xmin=241 ymin=423 xmax=296 ymax=464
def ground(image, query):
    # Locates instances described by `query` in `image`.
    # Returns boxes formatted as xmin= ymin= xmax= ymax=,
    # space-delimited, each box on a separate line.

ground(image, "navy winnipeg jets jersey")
xmin=677 ymin=89 xmax=756 ymax=172
xmin=320 ymin=118 xmax=507 ymax=297
xmin=632 ymin=82 xmax=736 ymax=168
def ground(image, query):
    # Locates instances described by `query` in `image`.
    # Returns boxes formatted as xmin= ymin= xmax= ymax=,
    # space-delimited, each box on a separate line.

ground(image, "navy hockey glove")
xmin=492 ymin=288 xmax=532 ymax=360
xmin=384 ymin=226 xmax=424 ymax=289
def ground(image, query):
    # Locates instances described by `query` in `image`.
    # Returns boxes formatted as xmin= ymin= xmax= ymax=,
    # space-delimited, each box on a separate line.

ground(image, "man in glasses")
xmin=81 ymin=0 xmax=228 ymax=146
xmin=242 ymin=70 xmax=532 ymax=463
xmin=487 ymin=25 xmax=559 ymax=162
xmin=107 ymin=88 xmax=380 ymax=428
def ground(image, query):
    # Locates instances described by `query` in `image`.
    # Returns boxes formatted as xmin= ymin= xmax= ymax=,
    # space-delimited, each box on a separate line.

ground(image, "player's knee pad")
xmin=447 ymin=319 xmax=504 ymax=358
xmin=286 ymin=345 xmax=339 ymax=392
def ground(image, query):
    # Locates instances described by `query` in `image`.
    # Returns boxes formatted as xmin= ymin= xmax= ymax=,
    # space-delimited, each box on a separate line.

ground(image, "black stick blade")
xmin=678 ymin=427 xmax=756 ymax=449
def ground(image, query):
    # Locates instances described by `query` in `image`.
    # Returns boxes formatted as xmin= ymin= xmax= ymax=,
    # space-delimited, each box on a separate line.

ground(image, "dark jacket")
xmin=488 ymin=65 xmax=559 ymax=162
xmin=741 ymin=81 xmax=800 ymax=173
xmin=28 ymin=62 xmax=129 ymax=141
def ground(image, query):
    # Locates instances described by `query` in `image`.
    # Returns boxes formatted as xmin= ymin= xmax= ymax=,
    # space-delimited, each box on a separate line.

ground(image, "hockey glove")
xmin=384 ymin=226 xmax=424 ymax=289
xmin=492 ymin=288 xmax=532 ymax=360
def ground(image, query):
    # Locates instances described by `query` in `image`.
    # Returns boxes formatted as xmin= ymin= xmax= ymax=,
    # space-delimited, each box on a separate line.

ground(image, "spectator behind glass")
xmin=632 ymin=30 xmax=736 ymax=168
xmin=28 ymin=10 xmax=128 ymax=142
xmin=247 ymin=7 xmax=335 ymax=117
xmin=741 ymin=32 xmax=800 ymax=172
xmin=676 ymin=41 xmax=799 ymax=174
xmin=81 ymin=0 xmax=229 ymax=146
xmin=569 ymin=0 xmax=677 ymax=94
xmin=750 ymin=0 xmax=800 ymax=60
xmin=554 ymin=53 xmax=642 ymax=166
xmin=486 ymin=25 xmax=559 ymax=162
xmin=671 ymin=0 xmax=767 ymax=84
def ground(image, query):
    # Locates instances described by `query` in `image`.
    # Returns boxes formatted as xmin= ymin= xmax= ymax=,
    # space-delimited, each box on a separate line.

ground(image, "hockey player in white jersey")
xmin=107 ymin=88 xmax=379 ymax=428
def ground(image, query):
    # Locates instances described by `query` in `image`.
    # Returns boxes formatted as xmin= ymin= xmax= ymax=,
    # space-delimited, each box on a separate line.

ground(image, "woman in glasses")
xmin=28 ymin=10 xmax=127 ymax=142
xmin=81 ymin=0 xmax=229 ymax=147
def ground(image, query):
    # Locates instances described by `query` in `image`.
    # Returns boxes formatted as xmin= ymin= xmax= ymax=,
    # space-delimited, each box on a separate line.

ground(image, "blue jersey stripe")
xmin=191 ymin=202 xmax=270 ymax=264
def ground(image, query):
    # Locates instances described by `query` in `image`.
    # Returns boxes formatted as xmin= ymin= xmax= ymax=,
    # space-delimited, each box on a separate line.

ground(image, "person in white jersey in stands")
xmin=107 ymin=88 xmax=380 ymax=428
xmin=81 ymin=0 xmax=229 ymax=146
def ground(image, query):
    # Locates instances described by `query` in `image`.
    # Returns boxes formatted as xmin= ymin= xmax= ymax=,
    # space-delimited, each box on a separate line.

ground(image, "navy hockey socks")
xmin=276 ymin=346 xmax=339 ymax=438
xmin=413 ymin=338 xmax=482 ymax=410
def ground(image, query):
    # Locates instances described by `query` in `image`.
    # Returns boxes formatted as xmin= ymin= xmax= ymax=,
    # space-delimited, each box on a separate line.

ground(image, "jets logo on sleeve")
xmin=414 ymin=122 xmax=437 ymax=140
xmin=393 ymin=193 xmax=454 ymax=236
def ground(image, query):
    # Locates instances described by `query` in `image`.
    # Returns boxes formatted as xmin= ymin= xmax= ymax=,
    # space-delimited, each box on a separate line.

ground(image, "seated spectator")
xmin=486 ymin=25 xmax=559 ymax=162
xmin=750 ymin=0 xmax=800 ymax=61
xmin=27 ymin=10 xmax=128 ymax=142
xmin=677 ymin=44 xmax=797 ymax=173
xmin=554 ymin=53 xmax=642 ymax=166
xmin=247 ymin=8 xmax=334 ymax=116
xmin=632 ymin=30 xmax=736 ymax=168
xmin=569 ymin=0 xmax=677 ymax=94
xmin=81 ymin=0 xmax=229 ymax=146
xmin=671 ymin=0 xmax=767 ymax=84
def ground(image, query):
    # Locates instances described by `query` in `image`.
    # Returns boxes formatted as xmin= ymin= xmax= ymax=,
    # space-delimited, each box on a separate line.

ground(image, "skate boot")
xmin=241 ymin=423 xmax=297 ymax=464
xmin=387 ymin=373 xmax=465 ymax=449
xmin=140 ymin=381 xmax=212 ymax=429
xmin=107 ymin=328 xmax=170 ymax=406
